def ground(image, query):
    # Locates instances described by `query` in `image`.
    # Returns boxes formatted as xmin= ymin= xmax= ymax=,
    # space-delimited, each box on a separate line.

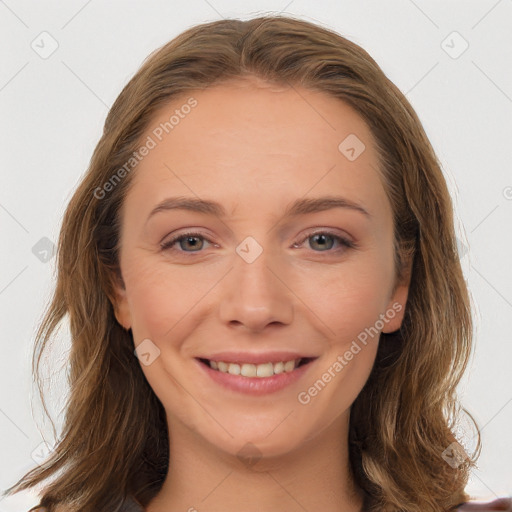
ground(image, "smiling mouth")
xmin=197 ymin=357 xmax=316 ymax=378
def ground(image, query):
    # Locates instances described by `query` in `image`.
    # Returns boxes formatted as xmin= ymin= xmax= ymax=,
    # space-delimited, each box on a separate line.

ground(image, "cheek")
xmin=122 ymin=255 xmax=219 ymax=339
xmin=296 ymin=258 xmax=393 ymax=341
xmin=296 ymin=270 xmax=384 ymax=420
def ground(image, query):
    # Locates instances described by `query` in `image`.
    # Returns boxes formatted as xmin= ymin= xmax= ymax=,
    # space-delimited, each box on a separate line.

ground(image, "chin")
xmin=198 ymin=415 xmax=314 ymax=463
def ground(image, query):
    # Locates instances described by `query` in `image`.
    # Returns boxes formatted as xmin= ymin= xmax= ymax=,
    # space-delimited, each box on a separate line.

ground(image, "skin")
xmin=113 ymin=76 xmax=411 ymax=512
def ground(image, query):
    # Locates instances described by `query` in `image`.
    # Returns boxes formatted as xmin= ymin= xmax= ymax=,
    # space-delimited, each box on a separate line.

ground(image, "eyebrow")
xmin=146 ymin=195 xmax=371 ymax=222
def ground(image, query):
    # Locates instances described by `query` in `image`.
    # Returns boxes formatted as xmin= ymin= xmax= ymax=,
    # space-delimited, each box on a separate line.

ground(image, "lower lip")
xmin=195 ymin=359 xmax=316 ymax=396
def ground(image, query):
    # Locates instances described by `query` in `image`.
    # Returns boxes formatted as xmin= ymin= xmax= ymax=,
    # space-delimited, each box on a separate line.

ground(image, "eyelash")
xmin=160 ymin=230 xmax=356 ymax=255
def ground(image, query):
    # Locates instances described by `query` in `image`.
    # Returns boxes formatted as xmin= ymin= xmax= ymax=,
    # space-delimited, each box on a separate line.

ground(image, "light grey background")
xmin=1 ymin=1 xmax=511 ymax=510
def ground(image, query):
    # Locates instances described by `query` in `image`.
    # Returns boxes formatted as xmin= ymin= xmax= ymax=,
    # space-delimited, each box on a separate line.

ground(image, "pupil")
xmin=312 ymin=234 xmax=332 ymax=251
xmin=183 ymin=237 xmax=201 ymax=250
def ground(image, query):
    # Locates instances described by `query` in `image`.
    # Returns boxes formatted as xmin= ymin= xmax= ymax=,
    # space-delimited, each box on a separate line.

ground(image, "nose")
xmin=218 ymin=247 xmax=294 ymax=333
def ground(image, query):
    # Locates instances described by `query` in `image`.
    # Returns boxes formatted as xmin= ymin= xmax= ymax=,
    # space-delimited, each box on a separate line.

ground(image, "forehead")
xmin=124 ymin=79 xmax=390 ymax=221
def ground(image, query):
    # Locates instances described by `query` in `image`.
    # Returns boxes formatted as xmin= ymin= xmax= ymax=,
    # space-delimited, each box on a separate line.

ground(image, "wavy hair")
xmin=3 ymin=14 xmax=480 ymax=512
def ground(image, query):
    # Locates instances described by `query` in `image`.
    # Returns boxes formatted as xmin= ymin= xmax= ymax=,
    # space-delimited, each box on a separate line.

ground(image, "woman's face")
xmin=113 ymin=78 xmax=410 ymax=459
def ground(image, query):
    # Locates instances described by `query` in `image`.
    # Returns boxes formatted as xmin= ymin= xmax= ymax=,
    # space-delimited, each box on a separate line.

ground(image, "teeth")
xmin=228 ymin=363 xmax=241 ymax=375
xmin=274 ymin=362 xmax=284 ymax=374
xmin=256 ymin=362 xmax=273 ymax=377
xmin=241 ymin=363 xmax=257 ymax=377
xmin=284 ymin=360 xmax=295 ymax=372
xmin=209 ymin=358 xmax=301 ymax=377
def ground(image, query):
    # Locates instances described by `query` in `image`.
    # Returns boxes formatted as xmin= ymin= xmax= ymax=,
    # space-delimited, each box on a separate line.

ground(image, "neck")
xmin=146 ymin=411 xmax=365 ymax=512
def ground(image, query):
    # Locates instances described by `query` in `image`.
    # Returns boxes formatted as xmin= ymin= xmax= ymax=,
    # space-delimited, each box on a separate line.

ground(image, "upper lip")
xmin=197 ymin=351 xmax=319 ymax=365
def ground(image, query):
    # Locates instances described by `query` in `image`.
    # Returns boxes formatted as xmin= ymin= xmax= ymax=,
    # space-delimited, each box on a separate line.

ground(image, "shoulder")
xmin=456 ymin=497 xmax=512 ymax=510
xmin=27 ymin=496 xmax=143 ymax=512
xmin=27 ymin=507 xmax=67 ymax=512
xmin=27 ymin=500 xmax=142 ymax=512
xmin=28 ymin=505 xmax=72 ymax=512
xmin=122 ymin=495 xmax=145 ymax=511
xmin=27 ymin=505 xmax=69 ymax=512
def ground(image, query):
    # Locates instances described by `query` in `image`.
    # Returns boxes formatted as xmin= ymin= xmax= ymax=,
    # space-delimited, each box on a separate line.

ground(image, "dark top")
xmin=29 ymin=495 xmax=512 ymax=511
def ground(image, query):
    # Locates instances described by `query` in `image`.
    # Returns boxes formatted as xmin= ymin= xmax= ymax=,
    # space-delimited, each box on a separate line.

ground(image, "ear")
xmin=109 ymin=271 xmax=132 ymax=331
xmin=382 ymin=258 xmax=413 ymax=334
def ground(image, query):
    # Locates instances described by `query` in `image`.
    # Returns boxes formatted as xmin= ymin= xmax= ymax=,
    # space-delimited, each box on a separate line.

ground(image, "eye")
xmin=160 ymin=231 xmax=214 ymax=253
xmin=160 ymin=229 xmax=356 ymax=255
xmin=293 ymin=231 xmax=356 ymax=252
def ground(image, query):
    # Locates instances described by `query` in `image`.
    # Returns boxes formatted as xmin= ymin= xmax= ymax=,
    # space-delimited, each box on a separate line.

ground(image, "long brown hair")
xmin=3 ymin=14 xmax=480 ymax=512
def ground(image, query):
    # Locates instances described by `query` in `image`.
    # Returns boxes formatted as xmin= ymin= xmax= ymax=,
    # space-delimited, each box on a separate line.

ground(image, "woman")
xmin=3 ymin=14 xmax=510 ymax=512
